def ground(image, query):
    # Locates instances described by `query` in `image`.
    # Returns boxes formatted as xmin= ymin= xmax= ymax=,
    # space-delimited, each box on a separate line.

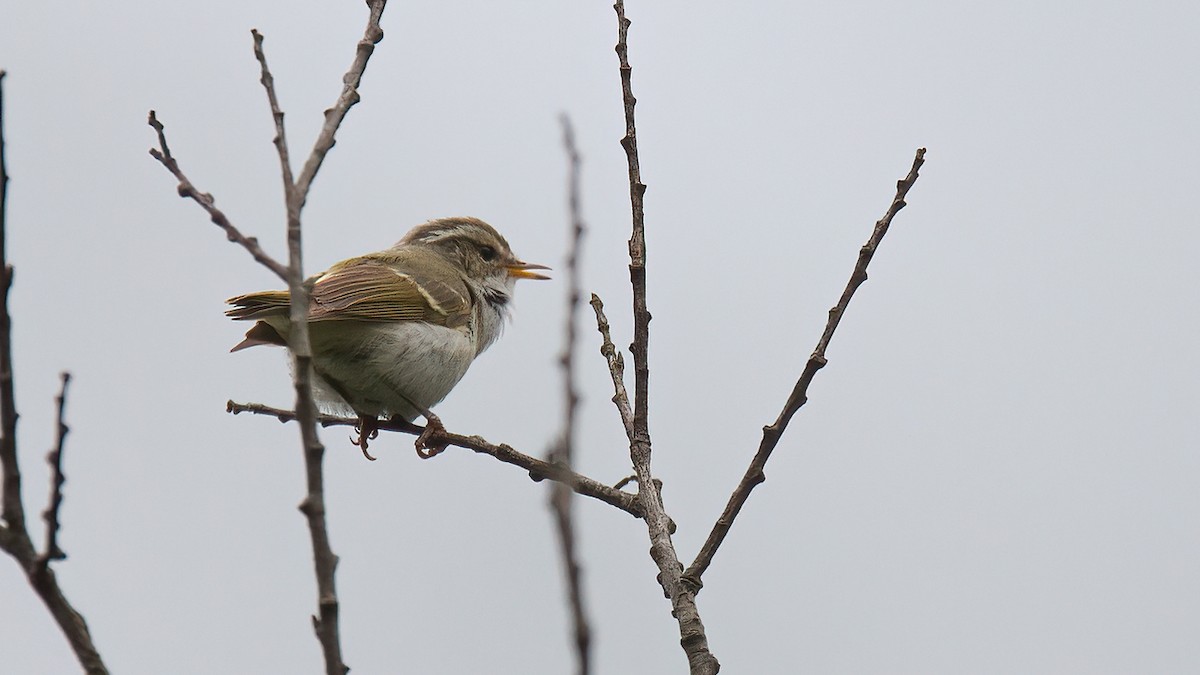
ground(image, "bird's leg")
xmin=352 ymin=414 xmax=380 ymax=461
xmin=386 ymin=414 xmax=424 ymax=434
xmin=414 ymin=408 xmax=449 ymax=459
xmin=312 ymin=365 xmax=380 ymax=461
xmin=377 ymin=383 xmax=450 ymax=459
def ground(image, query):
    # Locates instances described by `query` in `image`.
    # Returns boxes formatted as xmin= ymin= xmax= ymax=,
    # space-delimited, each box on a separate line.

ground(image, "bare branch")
xmin=264 ymin=4 xmax=388 ymax=669
xmin=293 ymin=0 xmax=387 ymax=208
xmin=226 ymin=400 xmax=643 ymax=519
xmin=611 ymin=5 xmax=719 ymax=673
xmin=614 ymin=2 xmax=650 ymax=438
xmin=547 ymin=114 xmax=591 ymax=675
xmin=38 ymin=372 xmax=71 ymax=570
xmin=0 ymin=69 xmax=22 ymax=534
xmin=146 ymin=111 xmax=289 ymax=281
xmin=0 ymin=72 xmax=109 ymax=674
xmin=684 ymin=148 xmax=928 ymax=587
xmin=251 ymin=29 xmax=296 ymax=193
xmin=588 ymin=294 xmax=634 ymax=439
xmin=153 ymin=5 xmax=388 ymax=670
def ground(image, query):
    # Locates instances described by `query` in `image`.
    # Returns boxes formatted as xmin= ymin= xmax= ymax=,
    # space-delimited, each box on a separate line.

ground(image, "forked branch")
xmin=0 ymin=71 xmax=109 ymax=674
xmin=148 ymin=3 xmax=389 ymax=673
xmin=610 ymin=3 xmax=719 ymax=674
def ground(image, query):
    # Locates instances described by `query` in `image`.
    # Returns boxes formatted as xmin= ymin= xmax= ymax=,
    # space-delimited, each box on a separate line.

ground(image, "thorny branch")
xmin=610 ymin=3 xmax=719 ymax=674
xmin=0 ymin=71 xmax=109 ymax=675
xmin=684 ymin=148 xmax=927 ymax=588
xmin=547 ymin=114 xmax=592 ymax=675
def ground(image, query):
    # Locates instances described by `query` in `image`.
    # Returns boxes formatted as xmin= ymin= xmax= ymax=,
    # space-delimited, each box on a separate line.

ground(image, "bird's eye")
xmin=478 ymin=245 xmax=498 ymax=261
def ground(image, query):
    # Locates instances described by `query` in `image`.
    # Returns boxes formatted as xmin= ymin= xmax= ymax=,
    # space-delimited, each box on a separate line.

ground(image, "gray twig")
xmin=38 ymin=372 xmax=72 ymax=570
xmin=0 ymin=69 xmax=19 ymax=542
xmin=0 ymin=71 xmax=110 ymax=675
xmin=251 ymin=29 xmax=296 ymax=194
xmin=250 ymin=5 xmax=387 ymax=671
xmin=226 ymin=400 xmax=643 ymax=518
xmin=149 ymin=4 xmax=389 ymax=673
xmin=547 ymin=114 xmax=592 ymax=675
xmin=588 ymin=294 xmax=634 ymax=440
xmin=146 ymin=111 xmax=289 ymax=281
xmin=293 ymin=0 xmax=386 ymax=207
xmin=684 ymin=148 xmax=928 ymax=588
xmin=611 ymin=4 xmax=719 ymax=673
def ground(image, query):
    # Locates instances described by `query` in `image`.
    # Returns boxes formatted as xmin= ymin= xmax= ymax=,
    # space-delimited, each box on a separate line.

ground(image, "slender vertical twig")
xmin=248 ymin=24 xmax=347 ymax=674
xmin=0 ymin=69 xmax=21 ymax=540
xmin=252 ymin=30 xmax=296 ymax=194
xmin=684 ymin=148 xmax=927 ymax=587
xmin=37 ymin=372 xmax=71 ymax=571
xmin=610 ymin=4 xmax=719 ymax=673
xmin=613 ymin=2 xmax=650 ymax=438
xmin=248 ymin=6 xmax=387 ymax=672
xmin=0 ymin=71 xmax=109 ymax=675
xmin=547 ymin=114 xmax=591 ymax=675
xmin=251 ymin=5 xmax=386 ymax=669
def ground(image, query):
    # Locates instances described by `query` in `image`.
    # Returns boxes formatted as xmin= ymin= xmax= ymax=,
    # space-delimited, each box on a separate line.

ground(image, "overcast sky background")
xmin=2 ymin=1 xmax=1198 ymax=673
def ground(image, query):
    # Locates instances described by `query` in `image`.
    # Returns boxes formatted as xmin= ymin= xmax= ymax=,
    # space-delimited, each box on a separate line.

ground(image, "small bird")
xmin=226 ymin=217 xmax=549 ymax=459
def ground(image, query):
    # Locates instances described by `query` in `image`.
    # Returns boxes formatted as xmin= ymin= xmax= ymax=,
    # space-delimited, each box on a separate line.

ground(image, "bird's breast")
xmin=308 ymin=320 xmax=478 ymax=420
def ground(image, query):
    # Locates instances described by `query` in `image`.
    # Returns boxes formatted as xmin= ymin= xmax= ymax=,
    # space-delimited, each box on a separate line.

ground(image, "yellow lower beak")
xmin=508 ymin=261 xmax=551 ymax=280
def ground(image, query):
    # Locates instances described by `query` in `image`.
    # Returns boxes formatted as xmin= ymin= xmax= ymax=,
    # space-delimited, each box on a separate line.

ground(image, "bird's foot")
xmin=352 ymin=415 xmax=380 ymax=461
xmin=415 ymin=411 xmax=449 ymax=459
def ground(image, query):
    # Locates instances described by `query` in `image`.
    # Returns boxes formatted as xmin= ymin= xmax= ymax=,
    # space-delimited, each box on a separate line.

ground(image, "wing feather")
xmin=226 ymin=256 xmax=471 ymax=329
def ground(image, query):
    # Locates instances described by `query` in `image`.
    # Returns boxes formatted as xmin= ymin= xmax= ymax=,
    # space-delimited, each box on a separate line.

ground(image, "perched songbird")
xmin=226 ymin=217 xmax=549 ymax=458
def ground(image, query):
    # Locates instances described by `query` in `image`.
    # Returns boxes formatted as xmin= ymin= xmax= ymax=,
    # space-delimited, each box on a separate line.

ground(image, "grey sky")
xmin=2 ymin=1 xmax=1197 ymax=673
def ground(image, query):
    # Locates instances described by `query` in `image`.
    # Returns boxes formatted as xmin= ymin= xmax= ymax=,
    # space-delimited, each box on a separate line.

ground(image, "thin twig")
xmin=38 ymin=371 xmax=71 ymax=570
xmin=588 ymin=294 xmax=634 ymax=440
xmin=226 ymin=400 xmax=643 ymax=518
xmin=251 ymin=21 xmax=349 ymax=672
xmin=0 ymin=71 xmax=109 ymax=675
xmin=614 ymin=4 xmax=650 ymax=435
xmin=0 ymin=69 xmax=22 ymax=535
xmin=154 ymin=4 xmax=387 ymax=669
xmin=547 ymin=114 xmax=591 ymax=675
xmin=611 ymin=5 xmax=719 ymax=674
xmin=146 ymin=111 xmax=289 ymax=281
xmin=252 ymin=30 xmax=296 ymax=194
xmin=684 ymin=148 xmax=927 ymax=588
xmin=293 ymin=0 xmax=387 ymax=208
xmin=255 ymin=4 xmax=388 ymax=670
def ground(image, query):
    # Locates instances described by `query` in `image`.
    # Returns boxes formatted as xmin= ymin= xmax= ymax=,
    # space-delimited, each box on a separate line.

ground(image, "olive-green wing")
xmin=308 ymin=259 xmax=470 ymax=326
xmin=226 ymin=258 xmax=470 ymax=328
xmin=225 ymin=289 xmax=289 ymax=320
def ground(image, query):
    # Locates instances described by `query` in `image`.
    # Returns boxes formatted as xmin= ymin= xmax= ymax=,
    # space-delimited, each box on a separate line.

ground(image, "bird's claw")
xmin=353 ymin=416 xmax=380 ymax=461
xmin=415 ymin=413 xmax=448 ymax=459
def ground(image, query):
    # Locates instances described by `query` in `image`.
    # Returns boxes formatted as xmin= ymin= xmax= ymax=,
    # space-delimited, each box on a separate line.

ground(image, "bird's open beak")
xmin=507 ymin=261 xmax=551 ymax=280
